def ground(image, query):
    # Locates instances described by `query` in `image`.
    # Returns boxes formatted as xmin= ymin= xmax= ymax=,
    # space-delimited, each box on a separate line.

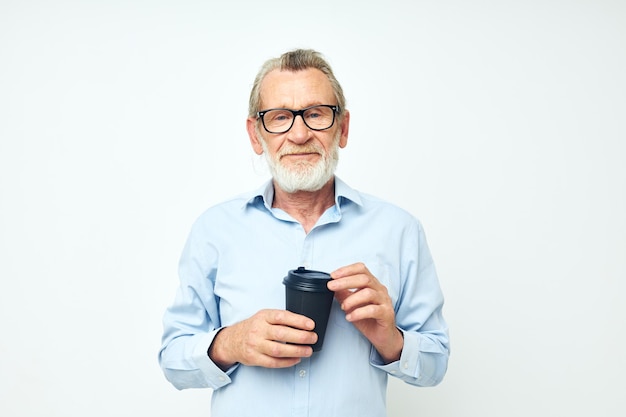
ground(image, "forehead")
xmin=260 ymin=68 xmax=335 ymax=108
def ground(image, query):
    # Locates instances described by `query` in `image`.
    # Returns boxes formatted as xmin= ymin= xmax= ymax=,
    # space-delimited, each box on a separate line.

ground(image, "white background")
xmin=1 ymin=1 xmax=625 ymax=416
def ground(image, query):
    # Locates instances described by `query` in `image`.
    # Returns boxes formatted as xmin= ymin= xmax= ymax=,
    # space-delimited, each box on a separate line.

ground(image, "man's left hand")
xmin=328 ymin=262 xmax=403 ymax=363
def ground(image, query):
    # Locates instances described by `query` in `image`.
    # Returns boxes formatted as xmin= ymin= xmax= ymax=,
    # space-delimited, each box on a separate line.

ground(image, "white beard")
xmin=258 ymin=129 xmax=340 ymax=194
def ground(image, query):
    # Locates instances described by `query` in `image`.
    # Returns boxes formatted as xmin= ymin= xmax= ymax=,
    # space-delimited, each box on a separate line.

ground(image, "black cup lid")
xmin=283 ymin=267 xmax=332 ymax=292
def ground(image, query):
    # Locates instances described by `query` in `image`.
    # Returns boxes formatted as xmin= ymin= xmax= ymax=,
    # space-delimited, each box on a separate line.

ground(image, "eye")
xmin=267 ymin=110 xmax=292 ymax=122
xmin=305 ymin=106 xmax=328 ymax=119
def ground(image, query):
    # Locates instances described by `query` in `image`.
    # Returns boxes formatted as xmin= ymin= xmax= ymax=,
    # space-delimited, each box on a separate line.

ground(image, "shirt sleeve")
xmin=370 ymin=327 xmax=449 ymax=386
xmin=158 ymin=219 xmax=237 ymax=390
xmin=371 ymin=219 xmax=450 ymax=386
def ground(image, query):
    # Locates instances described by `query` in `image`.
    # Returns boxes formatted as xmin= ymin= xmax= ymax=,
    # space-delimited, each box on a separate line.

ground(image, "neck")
xmin=272 ymin=178 xmax=336 ymax=234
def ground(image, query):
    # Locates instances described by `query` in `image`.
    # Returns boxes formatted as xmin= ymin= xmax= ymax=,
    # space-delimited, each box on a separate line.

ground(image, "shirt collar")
xmin=242 ymin=176 xmax=363 ymax=211
xmin=333 ymin=176 xmax=363 ymax=208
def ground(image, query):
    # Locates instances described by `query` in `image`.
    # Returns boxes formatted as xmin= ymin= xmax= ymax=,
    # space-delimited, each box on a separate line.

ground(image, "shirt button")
xmin=403 ymin=362 xmax=409 ymax=370
xmin=299 ymin=370 xmax=307 ymax=378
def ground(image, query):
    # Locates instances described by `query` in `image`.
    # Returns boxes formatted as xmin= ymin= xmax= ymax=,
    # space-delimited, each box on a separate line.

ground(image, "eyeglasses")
xmin=257 ymin=104 xmax=339 ymax=134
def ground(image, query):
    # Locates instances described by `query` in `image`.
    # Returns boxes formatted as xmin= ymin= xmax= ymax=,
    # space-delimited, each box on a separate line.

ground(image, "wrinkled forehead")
xmin=259 ymin=68 xmax=336 ymax=110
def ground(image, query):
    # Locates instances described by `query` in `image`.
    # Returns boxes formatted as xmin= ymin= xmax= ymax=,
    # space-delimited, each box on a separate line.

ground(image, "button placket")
xmin=293 ymin=357 xmax=311 ymax=417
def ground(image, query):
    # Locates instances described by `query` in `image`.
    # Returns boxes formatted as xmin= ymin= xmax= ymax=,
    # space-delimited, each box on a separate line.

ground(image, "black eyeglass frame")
xmin=256 ymin=104 xmax=340 ymax=134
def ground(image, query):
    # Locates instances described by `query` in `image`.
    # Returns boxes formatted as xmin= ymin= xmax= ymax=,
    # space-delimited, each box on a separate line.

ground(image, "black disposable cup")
xmin=283 ymin=267 xmax=334 ymax=352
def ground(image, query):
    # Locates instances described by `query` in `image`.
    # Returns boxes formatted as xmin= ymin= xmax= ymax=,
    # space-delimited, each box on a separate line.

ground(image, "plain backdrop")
xmin=1 ymin=1 xmax=625 ymax=416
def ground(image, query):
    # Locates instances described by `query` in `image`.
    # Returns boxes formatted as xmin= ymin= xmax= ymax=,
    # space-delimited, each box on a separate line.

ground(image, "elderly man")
xmin=159 ymin=48 xmax=449 ymax=417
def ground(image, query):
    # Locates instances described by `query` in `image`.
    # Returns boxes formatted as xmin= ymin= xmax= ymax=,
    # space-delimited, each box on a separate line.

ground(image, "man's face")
xmin=247 ymin=68 xmax=350 ymax=193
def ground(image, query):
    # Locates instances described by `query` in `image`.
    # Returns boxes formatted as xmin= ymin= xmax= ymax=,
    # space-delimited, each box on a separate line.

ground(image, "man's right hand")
xmin=208 ymin=309 xmax=317 ymax=370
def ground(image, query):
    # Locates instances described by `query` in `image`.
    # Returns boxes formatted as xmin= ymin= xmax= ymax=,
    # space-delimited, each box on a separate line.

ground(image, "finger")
xmin=328 ymin=272 xmax=378 ymax=292
xmin=346 ymin=299 xmax=397 ymax=327
xmin=264 ymin=309 xmax=315 ymax=331
xmin=261 ymin=357 xmax=303 ymax=368
xmin=268 ymin=325 xmax=318 ymax=346
xmin=262 ymin=338 xmax=315 ymax=358
xmin=330 ymin=262 xmax=368 ymax=279
xmin=344 ymin=303 xmax=382 ymax=322
xmin=332 ymin=288 xmax=353 ymax=304
xmin=339 ymin=287 xmax=379 ymax=312
xmin=257 ymin=344 xmax=313 ymax=368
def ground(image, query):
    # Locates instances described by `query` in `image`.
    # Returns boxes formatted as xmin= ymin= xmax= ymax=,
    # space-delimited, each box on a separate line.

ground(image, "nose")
xmin=287 ymin=114 xmax=312 ymax=144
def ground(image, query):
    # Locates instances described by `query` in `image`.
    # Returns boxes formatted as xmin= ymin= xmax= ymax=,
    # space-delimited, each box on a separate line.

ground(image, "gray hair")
xmin=248 ymin=49 xmax=346 ymax=118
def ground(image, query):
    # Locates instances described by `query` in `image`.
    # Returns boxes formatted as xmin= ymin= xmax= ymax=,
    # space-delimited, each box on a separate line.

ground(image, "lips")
xmin=281 ymin=151 xmax=320 ymax=162
xmin=283 ymin=152 xmax=318 ymax=157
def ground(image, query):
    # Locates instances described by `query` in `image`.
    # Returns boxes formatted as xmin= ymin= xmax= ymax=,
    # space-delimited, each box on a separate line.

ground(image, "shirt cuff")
xmin=191 ymin=328 xmax=238 ymax=389
xmin=370 ymin=328 xmax=420 ymax=378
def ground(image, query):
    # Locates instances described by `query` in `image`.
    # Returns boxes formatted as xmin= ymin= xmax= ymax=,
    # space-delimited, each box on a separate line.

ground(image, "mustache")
xmin=278 ymin=144 xmax=325 ymax=158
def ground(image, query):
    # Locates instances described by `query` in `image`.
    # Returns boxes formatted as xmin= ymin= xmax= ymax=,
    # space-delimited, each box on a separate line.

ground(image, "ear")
xmin=246 ymin=117 xmax=264 ymax=155
xmin=338 ymin=110 xmax=350 ymax=148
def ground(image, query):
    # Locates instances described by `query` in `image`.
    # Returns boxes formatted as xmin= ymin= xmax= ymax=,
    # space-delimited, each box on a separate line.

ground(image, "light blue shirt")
xmin=159 ymin=177 xmax=449 ymax=417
